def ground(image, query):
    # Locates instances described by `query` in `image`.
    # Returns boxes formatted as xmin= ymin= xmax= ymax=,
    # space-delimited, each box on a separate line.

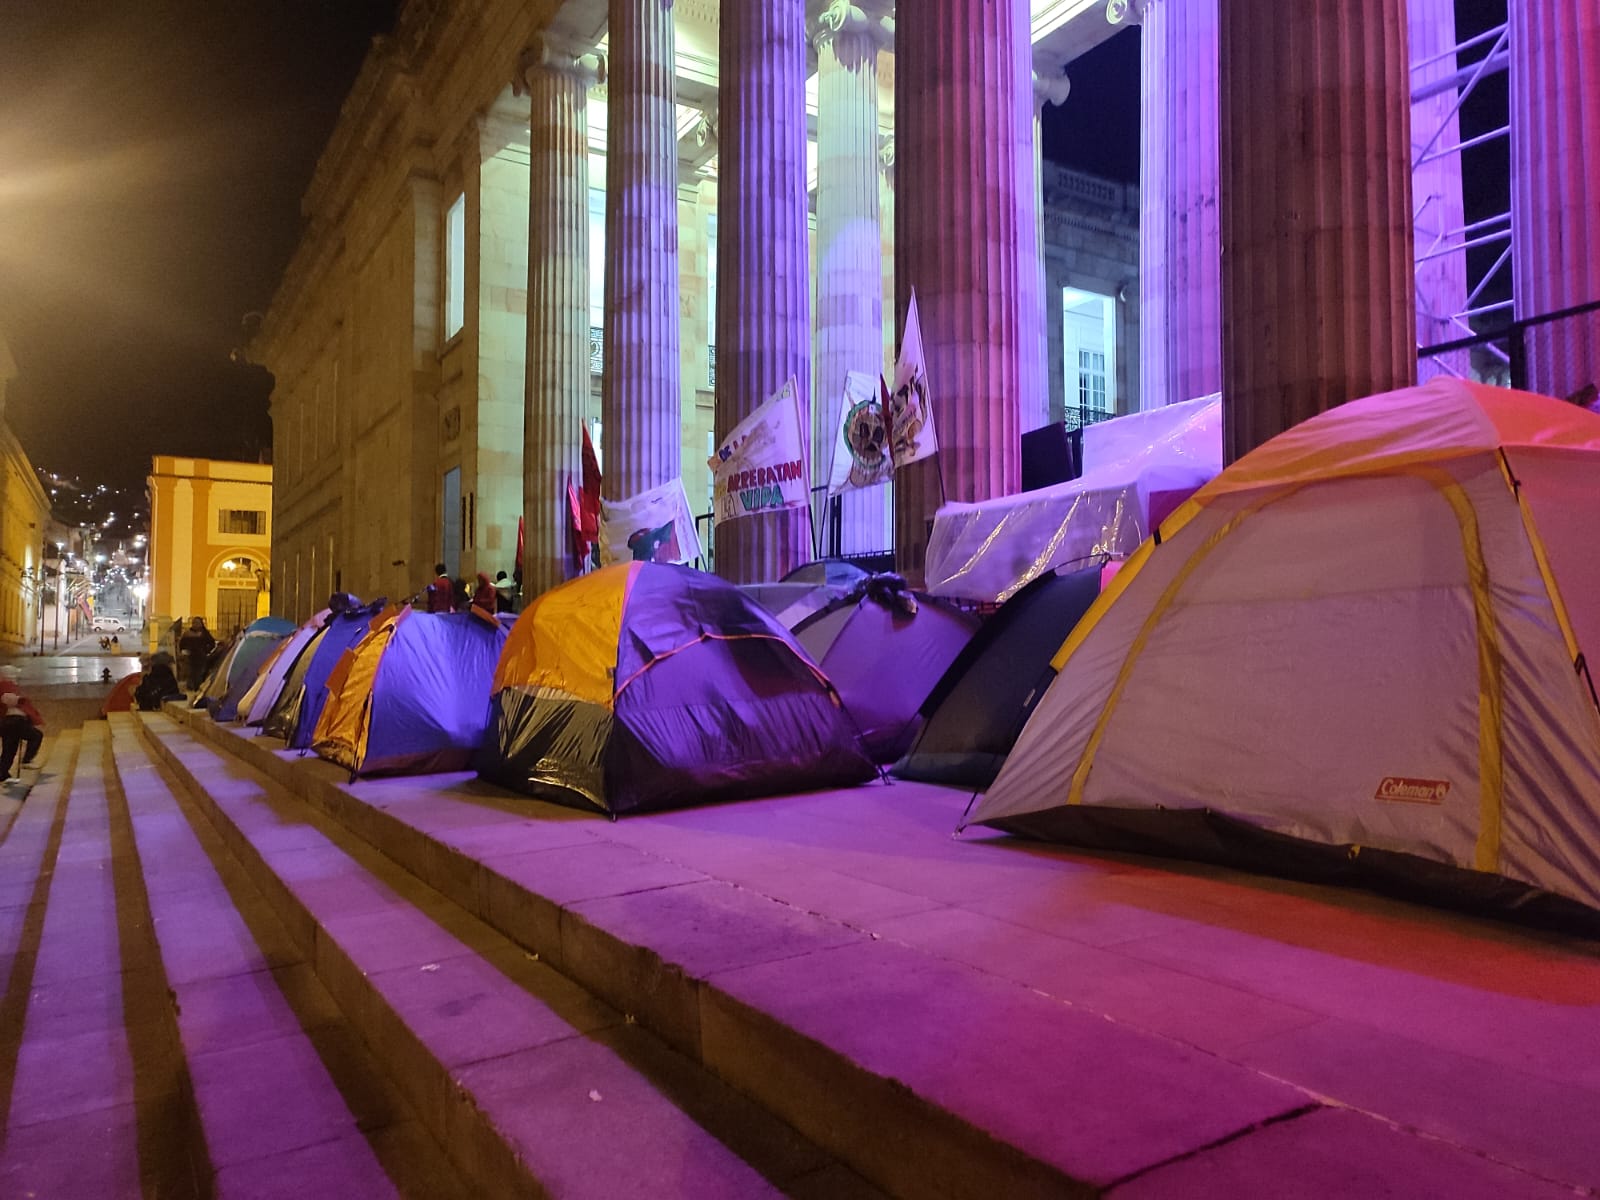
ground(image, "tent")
xmin=791 ymin=578 xmax=979 ymax=762
xmin=481 ymin=562 xmax=877 ymax=815
xmin=261 ymin=602 xmax=386 ymax=748
xmin=312 ymin=608 xmax=509 ymax=776
xmin=198 ymin=617 xmax=297 ymax=722
xmin=236 ymin=610 xmax=329 ymax=726
xmin=741 ymin=559 xmax=869 ymax=629
xmin=895 ymin=566 xmax=1102 ymax=788
xmin=971 ymin=380 xmax=1600 ymax=927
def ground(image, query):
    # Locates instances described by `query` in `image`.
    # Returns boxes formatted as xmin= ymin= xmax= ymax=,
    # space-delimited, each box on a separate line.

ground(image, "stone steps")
xmin=153 ymin=710 xmax=1323 ymax=1199
xmin=133 ymin=713 xmax=869 ymax=1198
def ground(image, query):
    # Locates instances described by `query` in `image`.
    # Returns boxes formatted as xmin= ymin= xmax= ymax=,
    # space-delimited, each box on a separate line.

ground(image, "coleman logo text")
xmin=1375 ymin=777 xmax=1451 ymax=804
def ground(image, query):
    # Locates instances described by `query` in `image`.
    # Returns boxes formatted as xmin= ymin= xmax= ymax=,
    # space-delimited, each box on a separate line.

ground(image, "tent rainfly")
xmin=482 ymin=562 xmax=877 ymax=815
xmin=261 ymin=602 xmax=386 ymax=748
xmin=235 ymin=610 xmax=330 ymax=726
xmin=313 ymin=607 xmax=508 ymax=776
xmin=195 ymin=616 xmax=297 ymax=721
xmin=971 ymin=380 xmax=1600 ymax=929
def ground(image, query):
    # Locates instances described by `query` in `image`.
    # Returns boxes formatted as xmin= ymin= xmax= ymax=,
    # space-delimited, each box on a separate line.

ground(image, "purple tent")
xmin=262 ymin=602 xmax=386 ymax=749
xmin=793 ymin=579 xmax=980 ymax=763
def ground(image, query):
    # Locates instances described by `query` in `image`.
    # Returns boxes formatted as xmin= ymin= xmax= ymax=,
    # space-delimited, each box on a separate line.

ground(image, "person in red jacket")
xmin=425 ymin=564 xmax=455 ymax=613
xmin=0 ymin=666 xmax=44 ymax=783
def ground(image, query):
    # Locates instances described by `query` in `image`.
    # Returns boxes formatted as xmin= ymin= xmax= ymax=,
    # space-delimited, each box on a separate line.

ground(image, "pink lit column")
xmin=714 ymin=0 xmax=813 ymax=582
xmin=603 ymin=0 xmax=681 ymax=499
xmin=520 ymin=41 xmax=600 ymax=595
xmin=1139 ymin=0 xmax=1221 ymax=410
xmin=1219 ymin=0 xmax=1416 ymax=463
xmin=1511 ymin=0 xmax=1600 ymax=400
xmin=894 ymin=0 xmax=1028 ymax=577
xmin=813 ymin=1 xmax=892 ymax=555
xmin=1411 ymin=0 xmax=1470 ymax=380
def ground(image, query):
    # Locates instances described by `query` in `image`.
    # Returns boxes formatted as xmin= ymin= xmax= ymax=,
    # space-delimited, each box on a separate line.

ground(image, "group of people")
xmin=423 ymin=565 xmax=517 ymax=621
xmin=166 ymin=616 xmax=220 ymax=692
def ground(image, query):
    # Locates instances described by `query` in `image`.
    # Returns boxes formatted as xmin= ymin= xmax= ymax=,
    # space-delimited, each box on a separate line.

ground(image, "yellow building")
xmin=147 ymin=457 xmax=273 ymax=650
xmin=0 ymin=336 xmax=51 ymax=653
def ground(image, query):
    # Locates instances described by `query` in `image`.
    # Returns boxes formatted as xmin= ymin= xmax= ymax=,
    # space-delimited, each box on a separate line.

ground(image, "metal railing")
xmin=1417 ymin=298 xmax=1600 ymax=401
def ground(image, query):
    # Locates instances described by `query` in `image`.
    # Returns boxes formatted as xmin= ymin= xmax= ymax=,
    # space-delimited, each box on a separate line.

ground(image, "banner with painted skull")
xmin=826 ymin=369 xmax=893 ymax=496
xmin=709 ymin=376 xmax=810 ymax=526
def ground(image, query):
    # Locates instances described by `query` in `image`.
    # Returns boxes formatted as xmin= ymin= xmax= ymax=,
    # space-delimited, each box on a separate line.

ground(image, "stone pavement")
xmin=154 ymin=707 xmax=1600 ymax=1198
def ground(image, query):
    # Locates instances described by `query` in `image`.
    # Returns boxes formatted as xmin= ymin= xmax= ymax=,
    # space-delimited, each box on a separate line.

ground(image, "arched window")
xmin=216 ymin=555 xmax=265 ymax=636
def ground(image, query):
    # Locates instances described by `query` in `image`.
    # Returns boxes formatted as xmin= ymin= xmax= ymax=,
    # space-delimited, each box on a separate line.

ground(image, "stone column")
xmin=519 ymin=39 xmax=602 ymax=595
xmin=1138 ymin=0 xmax=1221 ymax=410
xmin=603 ymin=0 xmax=681 ymax=500
xmin=715 ymin=0 xmax=813 ymax=583
xmin=813 ymin=0 xmax=892 ymax=556
xmin=1411 ymin=0 xmax=1470 ymax=380
xmin=1028 ymin=60 xmax=1072 ymax=429
xmin=894 ymin=0 xmax=1028 ymax=577
xmin=1219 ymin=0 xmax=1415 ymax=463
xmin=1511 ymin=0 xmax=1600 ymax=400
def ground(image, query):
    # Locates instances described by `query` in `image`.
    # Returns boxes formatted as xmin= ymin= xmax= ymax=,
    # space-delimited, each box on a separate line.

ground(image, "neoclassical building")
xmin=256 ymin=0 xmax=1138 ymax=616
xmin=257 ymin=0 xmax=1598 ymax=614
xmin=0 ymin=337 xmax=51 ymax=652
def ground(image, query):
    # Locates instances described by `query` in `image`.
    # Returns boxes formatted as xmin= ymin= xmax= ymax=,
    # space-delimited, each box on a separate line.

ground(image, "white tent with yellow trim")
xmin=971 ymin=379 xmax=1600 ymax=923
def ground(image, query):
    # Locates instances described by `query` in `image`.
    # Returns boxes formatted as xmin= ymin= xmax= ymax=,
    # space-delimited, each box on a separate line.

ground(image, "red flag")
xmin=580 ymin=424 xmax=602 ymax=543
xmin=513 ymin=516 xmax=525 ymax=587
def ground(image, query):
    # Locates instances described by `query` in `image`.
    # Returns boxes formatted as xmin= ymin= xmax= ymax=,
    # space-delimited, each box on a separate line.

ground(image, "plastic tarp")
xmin=793 ymin=584 xmax=979 ymax=762
xmin=313 ymin=609 xmax=509 ymax=776
xmin=972 ymin=380 xmax=1600 ymax=927
xmin=484 ymin=561 xmax=876 ymax=815
xmin=924 ymin=394 xmax=1221 ymax=603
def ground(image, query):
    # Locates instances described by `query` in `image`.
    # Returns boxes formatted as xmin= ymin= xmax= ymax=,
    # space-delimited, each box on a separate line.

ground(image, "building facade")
xmin=146 ymin=457 xmax=273 ymax=649
xmin=0 ymin=337 xmax=51 ymax=653
xmin=255 ymin=0 xmax=1133 ymax=611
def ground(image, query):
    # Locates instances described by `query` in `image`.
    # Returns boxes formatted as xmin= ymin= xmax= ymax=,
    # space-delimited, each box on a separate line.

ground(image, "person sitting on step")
xmin=0 ymin=666 xmax=44 ymax=783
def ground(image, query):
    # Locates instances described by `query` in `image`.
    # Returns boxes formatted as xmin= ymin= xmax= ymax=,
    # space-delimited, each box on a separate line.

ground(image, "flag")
xmin=568 ymin=423 xmax=604 ymax=570
xmin=513 ymin=516 xmax=525 ymax=588
xmin=826 ymin=370 xmax=892 ymax=496
xmin=888 ymin=290 xmax=938 ymax=469
xmin=709 ymin=376 xmax=810 ymax=525
xmin=600 ymin=478 xmax=704 ymax=566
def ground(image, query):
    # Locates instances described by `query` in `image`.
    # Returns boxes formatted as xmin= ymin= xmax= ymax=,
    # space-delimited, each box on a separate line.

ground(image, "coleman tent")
xmin=481 ymin=562 xmax=876 ymax=815
xmin=970 ymin=379 xmax=1600 ymax=927
xmin=236 ymin=610 xmax=330 ymax=726
xmin=196 ymin=617 xmax=297 ymax=722
xmin=261 ymin=601 xmax=386 ymax=748
xmin=312 ymin=607 xmax=508 ymax=776
xmin=895 ymin=566 xmax=1102 ymax=788
xmin=792 ymin=576 xmax=979 ymax=762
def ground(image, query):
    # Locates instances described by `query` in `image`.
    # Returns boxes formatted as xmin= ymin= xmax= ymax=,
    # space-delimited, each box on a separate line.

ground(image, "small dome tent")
xmin=895 ymin=566 xmax=1102 ymax=788
xmin=971 ymin=380 xmax=1600 ymax=927
xmin=791 ymin=576 xmax=980 ymax=762
xmin=482 ymin=562 xmax=876 ymax=815
xmin=196 ymin=617 xmax=296 ymax=721
xmin=261 ymin=601 xmax=386 ymax=748
xmin=312 ymin=607 xmax=509 ymax=776
xmin=236 ymin=610 xmax=330 ymax=726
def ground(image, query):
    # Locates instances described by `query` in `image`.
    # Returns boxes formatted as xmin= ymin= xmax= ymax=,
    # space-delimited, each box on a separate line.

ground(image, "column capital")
xmin=812 ymin=1 xmax=893 ymax=54
xmin=515 ymin=33 xmax=605 ymax=95
xmin=1106 ymin=0 xmax=1150 ymax=27
xmin=1034 ymin=69 xmax=1072 ymax=112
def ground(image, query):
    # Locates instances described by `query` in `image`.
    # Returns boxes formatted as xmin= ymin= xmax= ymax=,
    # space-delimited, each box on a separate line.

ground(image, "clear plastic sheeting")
xmin=925 ymin=395 xmax=1223 ymax=603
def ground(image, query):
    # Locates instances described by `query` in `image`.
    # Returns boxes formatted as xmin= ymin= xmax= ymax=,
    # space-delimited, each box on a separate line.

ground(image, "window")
xmin=1061 ymin=287 xmax=1118 ymax=424
xmin=445 ymin=193 xmax=466 ymax=338
xmin=1078 ymin=350 xmax=1108 ymax=412
xmin=218 ymin=510 xmax=266 ymax=536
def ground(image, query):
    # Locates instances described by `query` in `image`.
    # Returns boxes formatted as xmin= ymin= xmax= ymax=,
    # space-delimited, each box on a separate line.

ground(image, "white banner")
xmin=710 ymin=376 xmax=810 ymax=525
xmin=599 ymin=477 xmax=704 ymax=566
xmin=889 ymin=290 xmax=938 ymax=470
xmin=827 ymin=370 xmax=893 ymax=496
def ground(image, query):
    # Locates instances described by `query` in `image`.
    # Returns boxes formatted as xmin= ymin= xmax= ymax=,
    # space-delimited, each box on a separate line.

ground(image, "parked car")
xmin=91 ymin=615 xmax=127 ymax=633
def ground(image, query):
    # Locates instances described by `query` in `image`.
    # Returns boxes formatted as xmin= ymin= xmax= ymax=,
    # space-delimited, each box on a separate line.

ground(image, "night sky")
xmin=1 ymin=3 xmax=1506 ymax=495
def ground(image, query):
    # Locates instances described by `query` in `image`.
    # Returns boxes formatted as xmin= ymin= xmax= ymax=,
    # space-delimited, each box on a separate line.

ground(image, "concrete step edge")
xmin=138 ymin=713 xmax=825 ymax=1200
xmin=164 ymin=710 xmax=1102 ymax=1200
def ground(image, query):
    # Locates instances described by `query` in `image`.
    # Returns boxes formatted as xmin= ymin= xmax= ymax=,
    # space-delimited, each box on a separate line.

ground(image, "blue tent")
xmin=312 ymin=608 xmax=509 ymax=776
xmin=201 ymin=616 xmax=297 ymax=722
xmin=261 ymin=601 xmax=385 ymax=748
